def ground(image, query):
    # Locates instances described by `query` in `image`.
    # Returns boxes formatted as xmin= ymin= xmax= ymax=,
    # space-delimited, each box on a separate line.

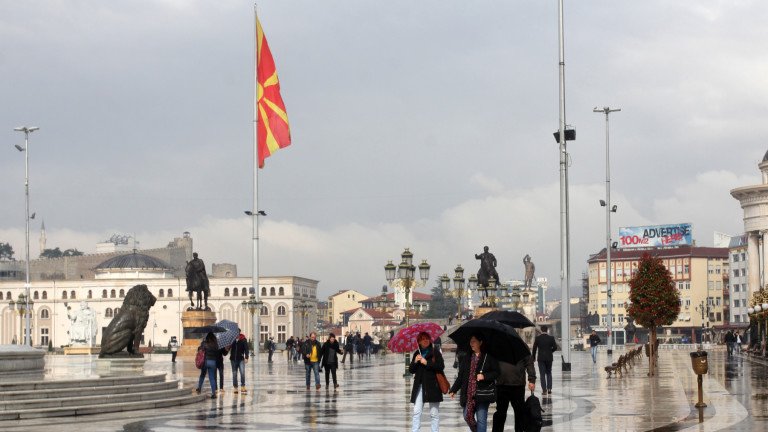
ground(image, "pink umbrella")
xmin=387 ymin=322 xmax=445 ymax=353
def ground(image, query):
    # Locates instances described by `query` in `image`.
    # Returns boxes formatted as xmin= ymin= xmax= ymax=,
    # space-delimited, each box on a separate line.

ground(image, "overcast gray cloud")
xmin=1 ymin=1 xmax=765 ymax=298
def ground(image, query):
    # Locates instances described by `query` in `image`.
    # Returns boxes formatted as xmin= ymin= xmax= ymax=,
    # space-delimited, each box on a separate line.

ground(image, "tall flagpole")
xmin=557 ymin=0 xmax=572 ymax=371
xmin=252 ymin=3 xmax=261 ymax=367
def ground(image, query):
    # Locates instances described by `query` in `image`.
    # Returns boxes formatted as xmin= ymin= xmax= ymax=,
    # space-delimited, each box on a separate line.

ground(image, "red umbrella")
xmin=387 ymin=322 xmax=445 ymax=353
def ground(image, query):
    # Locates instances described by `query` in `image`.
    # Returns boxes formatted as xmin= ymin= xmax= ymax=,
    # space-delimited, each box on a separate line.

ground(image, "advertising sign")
xmin=618 ymin=223 xmax=693 ymax=249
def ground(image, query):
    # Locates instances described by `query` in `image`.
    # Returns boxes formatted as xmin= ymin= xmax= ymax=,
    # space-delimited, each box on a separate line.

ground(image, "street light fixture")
xmin=594 ymin=106 xmax=620 ymax=356
xmin=385 ymin=248 xmax=430 ymax=377
xmin=242 ymin=294 xmax=262 ymax=366
xmin=441 ymin=266 xmax=468 ymax=324
xmin=13 ymin=126 xmax=38 ymax=346
xmin=9 ymin=293 xmax=34 ymax=345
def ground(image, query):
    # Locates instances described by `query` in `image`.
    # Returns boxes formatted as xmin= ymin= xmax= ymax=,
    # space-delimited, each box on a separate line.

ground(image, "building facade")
xmin=326 ymin=290 xmax=369 ymax=325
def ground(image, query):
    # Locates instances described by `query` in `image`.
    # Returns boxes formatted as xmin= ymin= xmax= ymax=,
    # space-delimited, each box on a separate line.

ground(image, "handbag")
xmin=473 ymin=354 xmax=496 ymax=403
xmin=436 ymin=371 xmax=450 ymax=394
xmin=195 ymin=347 xmax=205 ymax=369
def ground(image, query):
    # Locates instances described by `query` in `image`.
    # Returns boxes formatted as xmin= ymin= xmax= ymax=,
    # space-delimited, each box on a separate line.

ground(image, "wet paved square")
xmin=1 ymin=346 xmax=766 ymax=431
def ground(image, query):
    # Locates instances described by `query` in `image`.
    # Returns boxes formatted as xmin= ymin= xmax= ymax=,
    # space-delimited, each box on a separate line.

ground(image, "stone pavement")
xmin=1 ymin=347 xmax=766 ymax=431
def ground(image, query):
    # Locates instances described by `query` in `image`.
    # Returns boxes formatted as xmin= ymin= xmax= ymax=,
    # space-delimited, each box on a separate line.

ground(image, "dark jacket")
xmin=409 ymin=345 xmax=445 ymax=404
xmin=320 ymin=340 xmax=342 ymax=368
xmin=532 ymin=333 xmax=558 ymax=363
xmin=201 ymin=340 xmax=219 ymax=361
xmin=302 ymin=338 xmax=323 ymax=364
xmin=230 ymin=334 xmax=249 ymax=363
xmin=496 ymin=355 xmax=536 ymax=386
xmin=449 ymin=352 xmax=500 ymax=407
xmin=588 ymin=334 xmax=601 ymax=347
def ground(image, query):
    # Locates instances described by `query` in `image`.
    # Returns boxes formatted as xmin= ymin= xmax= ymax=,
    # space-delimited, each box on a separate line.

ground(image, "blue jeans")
xmin=231 ymin=360 xmax=246 ymax=387
xmin=412 ymin=386 xmax=439 ymax=432
xmin=538 ymin=360 xmax=553 ymax=392
xmin=305 ymin=361 xmax=320 ymax=387
xmin=464 ymin=401 xmax=490 ymax=432
xmin=198 ymin=359 xmax=217 ymax=395
xmin=591 ymin=345 xmax=598 ymax=363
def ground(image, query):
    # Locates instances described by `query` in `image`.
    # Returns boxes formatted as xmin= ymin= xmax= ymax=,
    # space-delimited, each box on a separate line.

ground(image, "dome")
xmin=763 ymin=149 xmax=768 ymax=162
xmin=95 ymin=252 xmax=172 ymax=271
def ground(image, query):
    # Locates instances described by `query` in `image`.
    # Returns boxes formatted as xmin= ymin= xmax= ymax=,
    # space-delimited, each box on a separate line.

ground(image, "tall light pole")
xmin=385 ymin=248 xmax=429 ymax=377
xmin=242 ymin=294 xmax=262 ymax=369
xmin=594 ymin=106 xmax=620 ymax=355
xmin=14 ymin=126 xmax=38 ymax=346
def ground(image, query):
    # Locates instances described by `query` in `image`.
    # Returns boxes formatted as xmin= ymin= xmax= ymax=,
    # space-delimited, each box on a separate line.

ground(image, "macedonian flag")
xmin=256 ymin=16 xmax=291 ymax=168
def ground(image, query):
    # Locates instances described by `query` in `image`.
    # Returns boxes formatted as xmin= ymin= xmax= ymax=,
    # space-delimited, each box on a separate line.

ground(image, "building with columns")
xmin=730 ymin=152 xmax=768 ymax=298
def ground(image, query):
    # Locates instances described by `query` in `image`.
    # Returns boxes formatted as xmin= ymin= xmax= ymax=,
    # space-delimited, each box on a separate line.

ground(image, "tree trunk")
xmin=648 ymin=331 xmax=657 ymax=376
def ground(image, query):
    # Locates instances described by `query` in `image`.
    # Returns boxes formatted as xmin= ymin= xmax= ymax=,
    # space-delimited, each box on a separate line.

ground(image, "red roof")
xmin=361 ymin=292 xmax=432 ymax=302
xmin=342 ymin=307 xmax=393 ymax=320
xmin=587 ymin=246 xmax=728 ymax=263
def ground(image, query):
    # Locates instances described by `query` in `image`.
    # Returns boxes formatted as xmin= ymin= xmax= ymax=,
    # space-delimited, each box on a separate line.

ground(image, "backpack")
xmin=195 ymin=347 xmax=205 ymax=369
xmin=523 ymin=393 xmax=544 ymax=432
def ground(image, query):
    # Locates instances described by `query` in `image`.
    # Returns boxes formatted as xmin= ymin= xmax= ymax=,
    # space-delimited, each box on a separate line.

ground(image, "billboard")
xmin=618 ymin=223 xmax=693 ymax=249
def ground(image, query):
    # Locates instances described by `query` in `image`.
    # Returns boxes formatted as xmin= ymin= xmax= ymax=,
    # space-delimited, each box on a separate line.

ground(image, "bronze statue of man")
xmin=475 ymin=246 xmax=500 ymax=288
xmin=185 ymin=252 xmax=210 ymax=310
xmin=523 ymin=254 xmax=536 ymax=289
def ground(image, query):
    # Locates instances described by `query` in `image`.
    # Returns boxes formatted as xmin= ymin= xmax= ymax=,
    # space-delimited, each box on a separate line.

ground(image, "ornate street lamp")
xmin=242 ymin=294 xmax=262 ymax=365
xmin=385 ymin=248 xmax=430 ymax=377
xmin=9 ymin=293 xmax=33 ymax=345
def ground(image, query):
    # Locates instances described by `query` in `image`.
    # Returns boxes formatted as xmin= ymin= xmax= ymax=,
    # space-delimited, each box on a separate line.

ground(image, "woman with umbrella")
xmin=409 ymin=331 xmax=445 ymax=432
xmin=196 ymin=332 xmax=220 ymax=399
xmin=449 ymin=332 xmax=500 ymax=432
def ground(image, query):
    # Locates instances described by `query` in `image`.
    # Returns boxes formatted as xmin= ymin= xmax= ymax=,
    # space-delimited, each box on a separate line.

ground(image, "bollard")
xmin=690 ymin=350 xmax=708 ymax=408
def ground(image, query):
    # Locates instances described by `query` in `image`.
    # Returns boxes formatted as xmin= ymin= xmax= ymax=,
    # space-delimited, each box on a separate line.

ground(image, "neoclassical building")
xmin=0 ymin=239 xmax=318 ymax=348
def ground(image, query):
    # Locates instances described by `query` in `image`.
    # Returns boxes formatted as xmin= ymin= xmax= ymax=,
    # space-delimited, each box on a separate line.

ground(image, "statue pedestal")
xmin=95 ymin=358 xmax=147 ymax=372
xmin=0 ymin=345 xmax=45 ymax=378
xmin=64 ymin=346 xmax=100 ymax=355
xmin=179 ymin=310 xmax=217 ymax=357
xmin=475 ymin=306 xmax=499 ymax=318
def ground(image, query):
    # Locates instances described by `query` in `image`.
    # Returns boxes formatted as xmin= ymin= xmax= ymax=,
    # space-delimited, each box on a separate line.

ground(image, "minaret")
xmin=39 ymin=220 xmax=47 ymax=257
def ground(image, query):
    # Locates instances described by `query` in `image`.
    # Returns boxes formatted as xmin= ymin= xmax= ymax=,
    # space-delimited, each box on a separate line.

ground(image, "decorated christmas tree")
xmin=626 ymin=253 xmax=680 ymax=376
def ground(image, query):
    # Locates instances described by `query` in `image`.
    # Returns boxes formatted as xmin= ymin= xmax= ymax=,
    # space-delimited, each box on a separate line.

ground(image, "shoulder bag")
xmin=473 ymin=354 xmax=496 ymax=403
xmin=436 ymin=371 xmax=450 ymax=394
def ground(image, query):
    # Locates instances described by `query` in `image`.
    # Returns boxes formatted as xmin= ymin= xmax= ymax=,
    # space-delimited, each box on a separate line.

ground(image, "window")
xmin=5 ymin=291 xmax=10 ymax=299
xmin=260 ymin=325 xmax=269 ymax=343
xmin=105 ymin=308 xmax=113 ymax=318
xmin=742 ymin=253 xmax=746 ymax=261
xmin=277 ymin=305 xmax=286 ymax=316
xmin=40 ymin=328 xmax=49 ymax=346
xmin=62 ymin=291 xmax=68 ymax=300
xmin=279 ymin=287 xmax=285 ymax=296
xmin=734 ymin=284 xmax=739 ymax=292
xmin=260 ymin=306 xmax=269 ymax=316
xmin=159 ymin=289 xmax=165 ymax=298
xmin=233 ymin=288 xmax=238 ymax=297
xmin=0 ymin=291 xmax=3 ymax=300
xmin=40 ymin=309 xmax=49 ymax=319
xmin=110 ymin=289 xmax=116 ymax=298
xmin=87 ymin=290 xmax=92 ymax=299
xmin=277 ymin=325 xmax=286 ymax=343
xmin=261 ymin=287 xmax=267 ymax=296
xmin=270 ymin=287 xmax=276 ymax=296
xmin=102 ymin=290 xmax=108 ymax=298
xmin=742 ymin=269 xmax=747 ymax=277
xmin=114 ymin=307 xmax=120 ymax=315
xmin=119 ymin=289 xmax=125 ymax=298
xmin=734 ymin=299 xmax=740 ymax=308
xmin=168 ymin=289 xmax=173 ymax=297
xmin=42 ymin=290 xmax=47 ymax=299
xmin=224 ymin=288 xmax=230 ymax=297
xmin=733 ymin=253 xmax=740 ymax=262
xmin=70 ymin=290 xmax=76 ymax=299
xmin=34 ymin=291 xmax=39 ymax=300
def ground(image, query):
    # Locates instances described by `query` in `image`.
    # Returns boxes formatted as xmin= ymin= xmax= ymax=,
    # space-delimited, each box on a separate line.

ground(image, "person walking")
xmin=410 ymin=331 xmax=445 ymax=432
xmin=286 ymin=336 xmax=296 ymax=362
xmin=449 ymin=333 xmax=500 ymax=432
xmin=356 ymin=332 xmax=365 ymax=362
xmin=196 ymin=333 xmax=219 ymax=399
xmin=216 ymin=345 xmax=227 ymax=395
xmin=320 ymin=333 xmax=342 ymax=389
xmin=363 ymin=332 xmax=373 ymax=359
xmin=588 ymin=330 xmax=601 ymax=364
xmin=302 ymin=332 xmax=323 ymax=390
xmin=492 ymin=356 xmax=536 ymax=432
xmin=169 ymin=336 xmax=179 ymax=363
xmin=295 ymin=337 xmax=304 ymax=362
xmin=230 ymin=329 xmax=249 ymax=394
xmin=724 ymin=330 xmax=735 ymax=357
xmin=341 ymin=332 xmax=353 ymax=364
xmin=532 ymin=325 xmax=557 ymax=396
xmin=266 ymin=337 xmax=276 ymax=363
xmin=736 ymin=331 xmax=742 ymax=353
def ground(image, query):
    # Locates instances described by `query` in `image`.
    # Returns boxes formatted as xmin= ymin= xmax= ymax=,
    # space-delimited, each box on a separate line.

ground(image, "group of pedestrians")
xmin=725 ymin=330 xmax=743 ymax=356
xmin=409 ymin=329 xmax=541 ymax=432
xmin=196 ymin=329 xmax=250 ymax=399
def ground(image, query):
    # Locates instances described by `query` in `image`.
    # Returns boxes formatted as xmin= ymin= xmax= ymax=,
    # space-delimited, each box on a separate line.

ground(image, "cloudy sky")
xmin=1 ymin=1 xmax=765 ymax=299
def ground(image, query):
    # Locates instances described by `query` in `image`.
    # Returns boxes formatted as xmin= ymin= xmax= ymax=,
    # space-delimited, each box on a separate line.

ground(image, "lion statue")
xmin=99 ymin=284 xmax=157 ymax=358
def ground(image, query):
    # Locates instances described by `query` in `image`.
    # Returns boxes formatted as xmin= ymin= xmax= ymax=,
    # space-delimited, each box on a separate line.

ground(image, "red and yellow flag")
xmin=256 ymin=17 xmax=291 ymax=168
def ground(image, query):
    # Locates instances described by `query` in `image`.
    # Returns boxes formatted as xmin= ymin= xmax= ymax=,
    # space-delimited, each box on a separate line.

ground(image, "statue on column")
xmin=523 ymin=254 xmax=536 ymax=289
xmin=68 ymin=301 xmax=98 ymax=346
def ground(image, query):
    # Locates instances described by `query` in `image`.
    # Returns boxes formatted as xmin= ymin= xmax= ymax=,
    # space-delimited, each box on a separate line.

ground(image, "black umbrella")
xmin=478 ymin=310 xmax=535 ymax=329
xmin=448 ymin=319 xmax=531 ymax=364
xmin=190 ymin=325 xmax=227 ymax=334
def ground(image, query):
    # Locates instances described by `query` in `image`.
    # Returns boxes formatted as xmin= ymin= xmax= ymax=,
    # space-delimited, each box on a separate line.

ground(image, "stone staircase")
xmin=0 ymin=373 xmax=204 ymax=421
